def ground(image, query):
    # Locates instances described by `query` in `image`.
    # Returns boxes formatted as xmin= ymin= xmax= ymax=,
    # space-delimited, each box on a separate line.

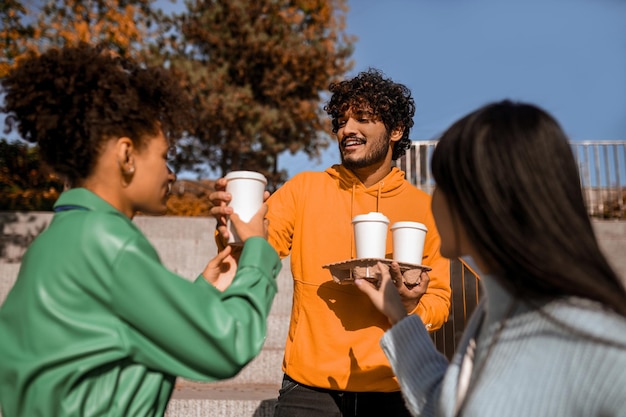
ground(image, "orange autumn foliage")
xmin=0 ymin=0 xmax=154 ymax=77
xmin=166 ymin=179 xmax=216 ymax=217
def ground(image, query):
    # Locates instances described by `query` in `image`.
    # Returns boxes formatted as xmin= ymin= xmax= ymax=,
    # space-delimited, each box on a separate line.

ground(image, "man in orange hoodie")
xmin=211 ymin=68 xmax=451 ymax=416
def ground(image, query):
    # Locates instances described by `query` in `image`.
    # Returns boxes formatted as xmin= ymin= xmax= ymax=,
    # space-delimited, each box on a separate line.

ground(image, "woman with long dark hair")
xmin=356 ymin=100 xmax=626 ymax=417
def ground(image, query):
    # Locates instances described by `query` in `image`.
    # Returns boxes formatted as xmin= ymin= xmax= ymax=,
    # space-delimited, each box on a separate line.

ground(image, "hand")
xmin=229 ymin=203 xmax=269 ymax=242
xmin=352 ymin=262 xmax=430 ymax=314
xmin=396 ymin=265 xmax=430 ymax=314
xmin=201 ymin=245 xmax=237 ymax=291
xmin=208 ymin=177 xmax=233 ymax=241
xmin=355 ymin=262 xmax=407 ymax=325
xmin=209 ymin=177 xmax=271 ymax=242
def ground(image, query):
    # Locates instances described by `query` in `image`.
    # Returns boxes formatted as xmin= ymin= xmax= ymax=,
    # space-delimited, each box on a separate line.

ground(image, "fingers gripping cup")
xmin=391 ymin=221 xmax=428 ymax=264
xmin=352 ymin=212 xmax=390 ymax=259
xmin=224 ymin=171 xmax=268 ymax=245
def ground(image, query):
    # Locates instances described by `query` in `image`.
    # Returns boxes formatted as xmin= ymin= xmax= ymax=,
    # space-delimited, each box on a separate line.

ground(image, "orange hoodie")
xmin=266 ymin=165 xmax=451 ymax=392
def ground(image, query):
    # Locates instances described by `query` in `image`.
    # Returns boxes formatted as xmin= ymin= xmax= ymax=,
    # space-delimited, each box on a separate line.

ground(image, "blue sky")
xmin=280 ymin=0 xmax=626 ymax=177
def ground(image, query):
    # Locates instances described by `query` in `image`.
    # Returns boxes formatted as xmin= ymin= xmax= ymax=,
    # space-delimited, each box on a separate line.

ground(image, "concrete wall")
xmin=1 ymin=213 xmax=625 ymax=303
xmin=592 ymin=220 xmax=626 ymax=282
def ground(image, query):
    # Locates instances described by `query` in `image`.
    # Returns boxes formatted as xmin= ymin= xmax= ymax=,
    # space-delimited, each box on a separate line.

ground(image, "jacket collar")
xmin=53 ymin=188 xmax=121 ymax=214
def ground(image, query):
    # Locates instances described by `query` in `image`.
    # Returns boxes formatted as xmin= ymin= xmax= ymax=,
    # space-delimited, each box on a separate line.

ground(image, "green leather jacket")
xmin=0 ymin=188 xmax=281 ymax=416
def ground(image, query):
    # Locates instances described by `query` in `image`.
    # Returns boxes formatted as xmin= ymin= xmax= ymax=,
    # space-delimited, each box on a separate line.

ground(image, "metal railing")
xmin=572 ymin=141 xmax=626 ymax=219
xmin=430 ymin=259 xmax=482 ymax=360
xmin=398 ymin=140 xmax=626 ymax=219
xmin=397 ymin=140 xmax=438 ymax=196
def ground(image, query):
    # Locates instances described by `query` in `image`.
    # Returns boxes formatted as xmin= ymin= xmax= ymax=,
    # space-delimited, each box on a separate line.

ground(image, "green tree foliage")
xmin=159 ymin=0 xmax=354 ymax=189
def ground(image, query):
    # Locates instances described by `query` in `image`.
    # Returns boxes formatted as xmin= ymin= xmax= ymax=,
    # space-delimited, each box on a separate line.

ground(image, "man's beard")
xmin=340 ymin=131 xmax=391 ymax=170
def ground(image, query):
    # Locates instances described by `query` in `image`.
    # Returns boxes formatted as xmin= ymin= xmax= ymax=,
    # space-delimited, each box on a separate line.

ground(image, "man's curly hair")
xmin=324 ymin=68 xmax=415 ymax=160
xmin=1 ymin=43 xmax=192 ymax=185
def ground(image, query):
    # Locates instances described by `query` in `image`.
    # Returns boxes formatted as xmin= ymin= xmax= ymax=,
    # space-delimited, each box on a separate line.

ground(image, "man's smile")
xmin=342 ymin=137 xmax=366 ymax=149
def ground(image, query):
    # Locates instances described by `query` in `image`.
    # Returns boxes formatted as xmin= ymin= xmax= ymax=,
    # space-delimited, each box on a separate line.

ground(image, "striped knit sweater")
xmin=380 ymin=274 xmax=626 ymax=417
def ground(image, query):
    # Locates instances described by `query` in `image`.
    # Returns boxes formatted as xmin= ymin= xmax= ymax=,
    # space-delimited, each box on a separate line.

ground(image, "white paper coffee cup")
xmin=391 ymin=221 xmax=428 ymax=264
xmin=225 ymin=170 xmax=267 ymax=244
xmin=352 ymin=212 xmax=390 ymax=259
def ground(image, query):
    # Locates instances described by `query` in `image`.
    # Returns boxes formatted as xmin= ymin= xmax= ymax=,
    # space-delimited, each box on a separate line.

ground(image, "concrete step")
xmin=166 ymin=383 xmax=278 ymax=417
xmin=166 ymin=377 xmax=280 ymax=417
xmin=0 ymin=385 xmax=279 ymax=417
xmin=211 ymin=347 xmax=284 ymax=386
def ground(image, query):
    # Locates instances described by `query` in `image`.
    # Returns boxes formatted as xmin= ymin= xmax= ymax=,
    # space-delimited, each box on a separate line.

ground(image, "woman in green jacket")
xmin=0 ymin=44 xmax=281 ymax=417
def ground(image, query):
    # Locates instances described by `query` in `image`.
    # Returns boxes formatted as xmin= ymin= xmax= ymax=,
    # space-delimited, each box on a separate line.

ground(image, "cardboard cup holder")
xmin=322 ymin=258 xmax=432 ymax=288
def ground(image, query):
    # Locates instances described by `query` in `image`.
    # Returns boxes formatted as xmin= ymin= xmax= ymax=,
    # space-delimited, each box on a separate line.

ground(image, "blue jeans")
xmin=273 ymin=374 xmax=413 ymax=417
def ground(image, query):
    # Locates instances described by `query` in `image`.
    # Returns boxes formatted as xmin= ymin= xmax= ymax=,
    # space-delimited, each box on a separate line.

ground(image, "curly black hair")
xmin=323 ymin=68 xmax=415 ymax=160
xmin=1 ymin=43 xmax=192 ymax=184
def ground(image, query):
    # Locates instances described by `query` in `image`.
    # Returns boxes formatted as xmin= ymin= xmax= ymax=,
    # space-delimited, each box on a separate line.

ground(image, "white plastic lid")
xmin=391 ymin=221 xmax=428 ymax=232
xmin=224 ymin=170 xmax=267 ymax=184
xmin=352 ymin=212 xmax=390 ymax=224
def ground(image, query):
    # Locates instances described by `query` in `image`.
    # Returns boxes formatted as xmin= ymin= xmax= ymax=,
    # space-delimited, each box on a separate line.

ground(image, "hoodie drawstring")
xmin=351 ymin=183 xmax=356 ymax=259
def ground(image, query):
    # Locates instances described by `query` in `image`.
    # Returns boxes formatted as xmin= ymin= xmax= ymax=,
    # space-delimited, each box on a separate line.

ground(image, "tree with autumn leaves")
xmin=1 ymin=0 xmax=354 ymax=212
xmin=160 ymin=0 xmax=354 ymax=189
xmin=0 ymin=0 xmax=156 ymax=77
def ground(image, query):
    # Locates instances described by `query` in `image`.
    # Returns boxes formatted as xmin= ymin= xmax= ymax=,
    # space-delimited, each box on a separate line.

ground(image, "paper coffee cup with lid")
xmin=391 ymin=221 xmax=428 ymax=264
xmin=352 ymin=212 xmax=390 ymax=259
xmin=224 ymin=170 xmax=267 ymax=244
